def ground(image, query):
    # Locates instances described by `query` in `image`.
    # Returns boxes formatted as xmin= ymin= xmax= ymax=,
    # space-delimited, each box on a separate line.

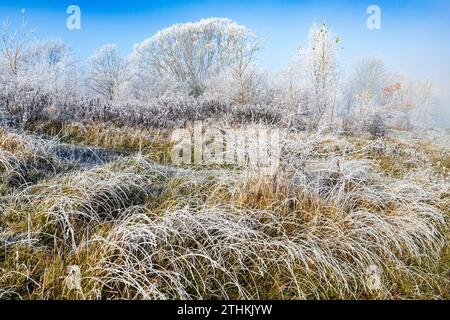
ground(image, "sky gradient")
xmin=1 ymin=0 xmax=449 ymax=125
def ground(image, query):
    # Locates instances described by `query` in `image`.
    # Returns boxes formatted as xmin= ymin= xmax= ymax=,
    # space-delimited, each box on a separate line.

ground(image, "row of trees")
xmin=0 ymin=18 xmax=436 ymax=132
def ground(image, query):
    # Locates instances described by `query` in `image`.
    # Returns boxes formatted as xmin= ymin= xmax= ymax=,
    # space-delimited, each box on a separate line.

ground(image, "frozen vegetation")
xmin=0 ymin=18 xmax=448 ymax=300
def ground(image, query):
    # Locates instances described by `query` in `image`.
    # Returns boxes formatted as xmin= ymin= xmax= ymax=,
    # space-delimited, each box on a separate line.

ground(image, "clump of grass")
xmin=3 ymin=155 xmax=169 ymax=251
xmin=84 ymin=198 xmax=446 ymax=299
xmin=0 ymin=129 xmax=69 ymax=190
xmin=29 ymin=122 xmax=173 ymax=164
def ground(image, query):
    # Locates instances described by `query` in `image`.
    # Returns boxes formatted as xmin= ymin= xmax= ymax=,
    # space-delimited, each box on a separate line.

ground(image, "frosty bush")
xmin=364 ymin=113 xmax=386 ymax=138
xmin=0 ymin=86 xmax=283 ymax=130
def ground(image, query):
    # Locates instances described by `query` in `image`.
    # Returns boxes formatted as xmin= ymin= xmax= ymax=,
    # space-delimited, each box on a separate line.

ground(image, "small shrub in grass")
xmin=364 ymin=113 xmax=386 ymax=138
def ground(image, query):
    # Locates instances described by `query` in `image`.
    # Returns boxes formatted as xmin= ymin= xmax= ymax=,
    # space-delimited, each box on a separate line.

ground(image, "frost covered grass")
xmin=0 ymin=13 xmax=448 ymax=301
xmin=0 ymin=126 xmax=448 ymax=300
xmin=0 ymin=128 xmax=72 ymax=192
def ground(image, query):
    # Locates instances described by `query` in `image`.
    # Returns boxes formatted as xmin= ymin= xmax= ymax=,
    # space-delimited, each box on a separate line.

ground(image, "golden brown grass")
xmin=1 ymin=126 xmax=448 ymax=300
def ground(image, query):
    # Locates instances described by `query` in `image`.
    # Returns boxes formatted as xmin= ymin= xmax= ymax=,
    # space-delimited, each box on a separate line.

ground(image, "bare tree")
xmin=297 ymin=22 xmax=340 ymax=131
xmin=227 ymin=26 xmax=263 ymax=105
xmin=26 ymin=39 xmax=72 ymax=67
xmin=0 ymin=19 xmax=33 ymax=77
xmin=18 ymin=39 xmax=81 ymax=95
xmin=384 ymin=77 xmax=435 ymax=130
xmin=87 ymin=44 xmax=129 ymax=101
xmin=342 ymin=57 xmax=391 ymax=132
xmin=352 ymin=57 xmax=389 ymax=98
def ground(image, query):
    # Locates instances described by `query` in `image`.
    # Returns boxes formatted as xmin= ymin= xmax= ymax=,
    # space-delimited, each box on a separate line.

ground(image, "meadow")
xmin=0 ymin=105 xmax=448 ymax=299
xmin=0 ymin=17 xmax=448 ymax=300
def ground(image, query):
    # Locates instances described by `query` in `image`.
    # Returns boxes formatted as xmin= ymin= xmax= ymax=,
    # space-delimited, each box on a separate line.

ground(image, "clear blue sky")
xmin=0 ymin=0 xmax=449 ymax=124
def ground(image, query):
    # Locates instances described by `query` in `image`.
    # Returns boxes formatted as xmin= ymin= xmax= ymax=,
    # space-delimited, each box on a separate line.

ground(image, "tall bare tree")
xmin=298 ymin=22 xmax=340 ymax=131
xmin=0 ymin=19 xmax=33 ymax=77
xmin=87 ymin=44 xmax=129 ymax=101
xmin=342 ymin=57 xmax=391 ymax=132
xmin=228 ymin=26 xmax=263 ymax=105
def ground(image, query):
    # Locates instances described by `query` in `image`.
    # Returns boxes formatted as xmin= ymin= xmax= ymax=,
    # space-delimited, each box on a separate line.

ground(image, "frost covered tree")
xmin=87 ymin=44 xmax=129 ymax=101
xmin=130 ymin=18 xmax=261 ymax=98
xmin=413 ymin=80 xmax=435 ymax=130
xmin=27 ymin=39 xmax=71 ymax=67
xmin=20 ymin=39 xmax=80 ymax=95
xmin=206 ymin=65 xmax=270 ymax=105
xmin=269 ymin=57 xmax=305 ymax=115
xmin=384 ymin=77 xmax=435 ymax=130
xmin=342 ymin=57 xmax=391 ymax=133
xmin=227 ymin=25 xmax=263 ymax=105
xmin=349 ymin=57 xmax=389 ymax=108
xmin=127 ymin=62 xmax=185 ymax=101
xmin=297 ymin=22 xmax=340 ymax=131
xmin=0 ymin=19 xmax=33 ymax=78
